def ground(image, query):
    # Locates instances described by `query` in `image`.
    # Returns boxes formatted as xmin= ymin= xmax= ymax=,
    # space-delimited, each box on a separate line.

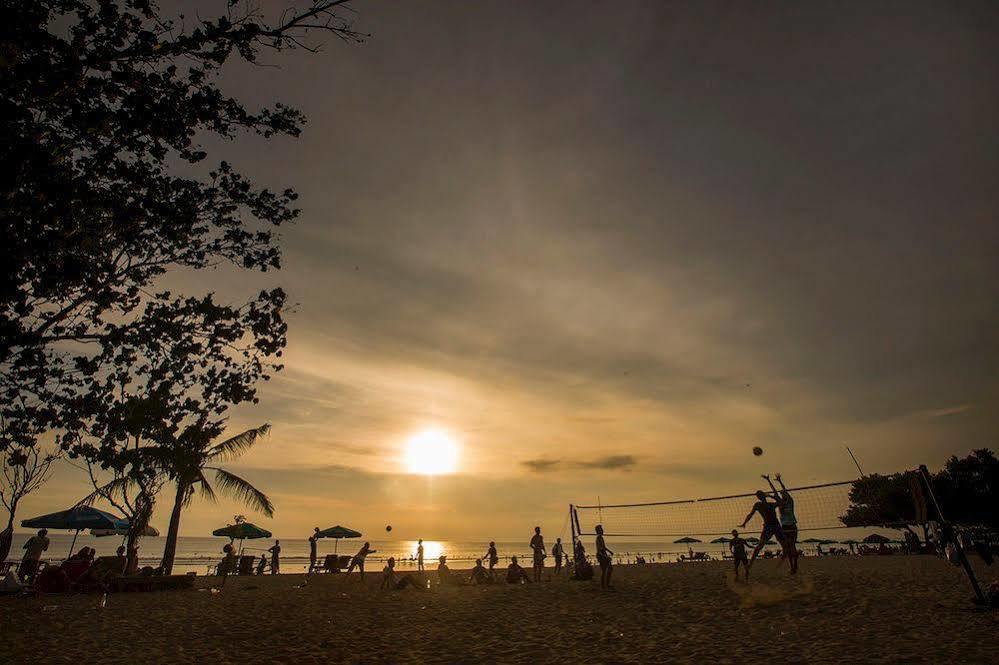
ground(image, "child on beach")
xmin=381 ymin=557 xmax=422 ymax=590
xmin=485 ymin=541 xmax=499 ymax=576
xmin=506 ymin=556 xmax=531 ymax=584
xmin=595 ymin=524 xmax=614 ymax=589
xmin=730 ymin=529 xmax=750 ymax=580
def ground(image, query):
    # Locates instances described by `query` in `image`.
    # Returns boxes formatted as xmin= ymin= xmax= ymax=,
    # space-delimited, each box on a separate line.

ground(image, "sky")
xmin=24 ymin=1 xmax=999 ymax=540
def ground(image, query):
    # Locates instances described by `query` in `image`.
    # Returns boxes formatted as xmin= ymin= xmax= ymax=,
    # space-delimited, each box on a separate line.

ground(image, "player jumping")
xmin=740 ymin=488 xmax=784 ymax=571
xmin=764 ymin=473 xmax=799 ymax=573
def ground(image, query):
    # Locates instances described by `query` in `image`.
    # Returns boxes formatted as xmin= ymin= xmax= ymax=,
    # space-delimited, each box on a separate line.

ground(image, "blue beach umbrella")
xmin=22 ymin=506 xmax=128 ymax=556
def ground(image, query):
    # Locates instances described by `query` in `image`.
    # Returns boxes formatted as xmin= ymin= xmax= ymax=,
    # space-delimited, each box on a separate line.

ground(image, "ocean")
xmin=7 ymin=532 xmax=793 ymax=574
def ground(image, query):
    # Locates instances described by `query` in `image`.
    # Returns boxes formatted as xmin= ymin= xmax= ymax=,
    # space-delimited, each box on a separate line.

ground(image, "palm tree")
xmin=150 ymin=423 xmax=274 ymax=574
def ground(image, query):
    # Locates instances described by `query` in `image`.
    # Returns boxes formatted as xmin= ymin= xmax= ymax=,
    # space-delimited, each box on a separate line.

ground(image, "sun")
xmin=404 ymin=429 xmax=459 ymax=475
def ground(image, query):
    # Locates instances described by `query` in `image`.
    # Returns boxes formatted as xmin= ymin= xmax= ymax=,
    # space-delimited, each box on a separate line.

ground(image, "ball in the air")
xmin=752 ymin=446 xmax=763 ymax=456
xmin=385 ymin=525 xmax=392 ymax=532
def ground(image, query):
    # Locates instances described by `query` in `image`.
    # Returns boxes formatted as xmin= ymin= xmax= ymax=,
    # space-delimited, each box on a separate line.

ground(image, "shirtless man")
xmin=595 ymin=524 xmax=614 ymax=589
xmin=346 ymin=541 xmax=378 ymax=581
xmin=416 ymin=539 xmax=425 ymax=573
xmin=484 ymin=541 xmax=499 ymax=577
xmin=729 ymin=529 xmax=750 ymax=580
xmin=506 ymin=556 xmax=530 ymax=584
xmin=740 ymin=490 xmax=784 ymax=570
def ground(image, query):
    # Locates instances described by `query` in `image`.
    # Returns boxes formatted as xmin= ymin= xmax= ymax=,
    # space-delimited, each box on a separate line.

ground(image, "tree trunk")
xmin=0 ymin=508 xmax=15 ymax=563
xmin=159 ymin=482 xmax=188 ymax=575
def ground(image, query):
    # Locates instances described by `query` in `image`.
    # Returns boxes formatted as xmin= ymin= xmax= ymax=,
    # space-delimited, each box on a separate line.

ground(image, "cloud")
xmin=521 ymin=455 xmax=638 ymax=473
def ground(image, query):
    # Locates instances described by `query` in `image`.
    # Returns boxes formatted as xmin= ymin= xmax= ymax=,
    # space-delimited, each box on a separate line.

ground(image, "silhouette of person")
xmin=530 ymin=526 xmax=546 ymax=582
xmin=346 ymin=541 xmax=378 ymax=580
xmin=416 ymin=539 xmax=425 ymax=573
xmin=740 ymin=490 xmax=784 ymax=569
xmin=485 ymin=541 xmax=499 ymax=575
xmin=552 ymin=538 xmax=564 ymax=575
xmin=308 ymin=527 xmax=320 ymax=574
xmin=267 ymin=539 xmax=281 ymax=574
xmin=595 ymin=524 xmax=614 ymax=589
xmin=506 ymin=556 xmax=530 ymax=584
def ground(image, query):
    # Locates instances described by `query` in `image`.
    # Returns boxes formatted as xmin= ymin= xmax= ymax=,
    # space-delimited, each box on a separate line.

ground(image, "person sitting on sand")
xmin=595 ymin=524 xmax=614 ymax=589
xmin=530 ymin=526 xmax=546 ymax=582
xmin=507 ymin=556 xmax=531 ymax=584
xmin=470 ymin=558 xmax=492 ymax=585
xmin=268 ymin=540 xmax=281 ymax=575
xmin=256 ymin=553 xmax=267 ymax=575
xmin=740 ymin=490 xmax=784 ymax=569
xmin=346 ymin=541 xmax=378 ymax=580
xmin=571 ymin=539 xmax=594 ymax=581
xmin=730 ymin=529 xmax=750 ymax=580
xmin=765 ymin=473 xmax=799 ymax=574
xmin=219 ymin=543 xmax=236 ymax=576
xmin=552 ymin=538 xmax=564 ymax=575
xmin=437 ymin=555 xmax=463 ymax=586
xmin=485 ymin=541 xmax=499 ymax=575
xmin=381 ymin=557 xmax=422 ymax=590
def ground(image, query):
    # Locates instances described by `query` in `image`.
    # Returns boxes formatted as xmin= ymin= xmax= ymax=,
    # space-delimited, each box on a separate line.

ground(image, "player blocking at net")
xmin=764 ymin=473 xmax=799 ymax=573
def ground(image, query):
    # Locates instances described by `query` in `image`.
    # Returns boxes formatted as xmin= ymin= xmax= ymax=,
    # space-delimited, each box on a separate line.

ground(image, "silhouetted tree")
xmin=840 ymin=472 xmax=918 ymax=528
xmin=2 ymin=2 xmax=364 ymax=527
xmin=0 ymin=438 xmax=59 ymax=562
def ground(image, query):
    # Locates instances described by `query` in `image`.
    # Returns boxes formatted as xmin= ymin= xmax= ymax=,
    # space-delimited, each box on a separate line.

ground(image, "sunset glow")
xmin=403 ymin=429 xmax=460 ymax=475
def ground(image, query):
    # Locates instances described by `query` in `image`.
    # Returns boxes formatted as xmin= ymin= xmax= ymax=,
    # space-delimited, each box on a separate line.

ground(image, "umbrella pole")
xmin=68 ymin=529 xmax=80 ymax=558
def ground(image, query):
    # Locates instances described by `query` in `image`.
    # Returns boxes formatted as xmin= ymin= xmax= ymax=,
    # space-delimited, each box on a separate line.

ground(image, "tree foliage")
xmin=841 ymin=449 xmax=998 ymax=529
xmin=1 ymin=1 xmax=363 ymax=528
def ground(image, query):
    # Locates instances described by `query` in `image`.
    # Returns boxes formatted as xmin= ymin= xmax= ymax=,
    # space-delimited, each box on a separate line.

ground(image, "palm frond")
xmin=209 ymin=467 xmax=274 ymax=517
xmin=75 ymin=477 xmax=131 ymax=507
xmin=196 ymin=473 xmax=218 ymax=505
xmin=207 ymin=424 xmax=271 ymax=463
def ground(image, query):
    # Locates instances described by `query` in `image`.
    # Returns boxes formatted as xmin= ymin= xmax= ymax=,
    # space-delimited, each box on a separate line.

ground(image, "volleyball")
xmin=385 ymin=525 xmax=392 ymax=532
xmin=752 ymin=446 xmax=763 ymax=456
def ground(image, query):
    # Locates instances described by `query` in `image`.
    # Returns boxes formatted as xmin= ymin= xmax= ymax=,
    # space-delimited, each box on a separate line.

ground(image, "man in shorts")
xmin=740 ymin=489 xmax=784 ymax=569
xmin=729 ymin=529 xmax=750 ymax=580
xmin=20 ymin=529 xmax=49 ymax=582
xmin=530 ymin=526 xmax=546 ymax=582
xmin=595 ymin=524 xmax=614 ymax=589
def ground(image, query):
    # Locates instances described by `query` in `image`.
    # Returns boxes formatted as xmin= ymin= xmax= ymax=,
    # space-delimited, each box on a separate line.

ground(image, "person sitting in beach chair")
xmin=255 ymin=553 xmax=267 ymax=575
xmin=381 ymin=557 xmax=422 ymax=590
xmin=216 ymin=543 xmax=236 ymax=577
xmin=470 ymin=559 xmax=492 ymax=585
xmin=506 ymin=556 xmax=531 ymax=584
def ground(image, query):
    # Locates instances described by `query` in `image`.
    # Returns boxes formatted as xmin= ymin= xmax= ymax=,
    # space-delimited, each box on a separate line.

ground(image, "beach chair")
xmin=237 ymin=555 xmax=256 ymax=575
xmin=321 ymin=554 xmax=352 ymax=573
xmin=0 ymin=561 xmax=17 ymax=577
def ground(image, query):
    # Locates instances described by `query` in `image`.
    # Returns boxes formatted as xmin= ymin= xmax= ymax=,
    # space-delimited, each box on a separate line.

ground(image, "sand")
xmin=2 ymin=555 xmax=996 ymax=663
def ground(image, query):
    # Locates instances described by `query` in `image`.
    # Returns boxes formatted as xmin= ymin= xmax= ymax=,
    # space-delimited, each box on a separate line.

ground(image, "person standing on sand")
xmin=740 ymin=490 xmax=784 ymax=570
xmin=416 ymin=539 xmax=425 ymax=573
xmin=267 ymin=540 xmax=281 ymax=574
xmin=530 ymin=526 xmax=546 ymax=582
xmin=729 ymin=529 xmax=750 ymax=581
xmin=308 ymin=527 xmax=320 ymax=574
xmin=595 ymin=524 xmax=614 ymax=589
xmin=552 ymin=538 xmax=564 ymax=575
xmin=346 ymin=541 xmax=378 ymax=580
xmin=20 ymin=529 xmax=49 ymax=582
xmin=485 ymin=541 xmax=499 ymax=576
xmin=764 ymin=473 xmax=799 ymax=574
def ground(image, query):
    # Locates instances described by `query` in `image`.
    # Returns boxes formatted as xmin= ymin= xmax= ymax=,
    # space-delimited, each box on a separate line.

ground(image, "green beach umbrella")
xmin=213 ymin=522 xmax=272 ymax=540
xmin=710 ymin=537 xmax=731 ymax=544
xmin=674 ymin=537 xmax=702 ymax=544
xmin=316 ymin=525 xmax=362 ymax=553
xmin=862 ymin=533 xmax=890 ymax=544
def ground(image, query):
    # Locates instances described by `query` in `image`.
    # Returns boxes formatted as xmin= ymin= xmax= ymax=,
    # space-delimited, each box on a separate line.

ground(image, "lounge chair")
xmin=237 ymin=555 xmax=256 ymax=575
xmin=320 ymin=554 xmax=352 ymax=573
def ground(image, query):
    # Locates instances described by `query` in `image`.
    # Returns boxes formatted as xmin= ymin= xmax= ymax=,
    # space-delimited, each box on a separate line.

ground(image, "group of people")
xmin=731 ymin=473 xmax=799 ymax=580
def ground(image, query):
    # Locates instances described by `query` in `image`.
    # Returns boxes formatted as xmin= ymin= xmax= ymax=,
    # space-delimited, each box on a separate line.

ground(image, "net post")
xmin=918 ymin=464 xmax=986 ymax=605
xmin=569 ymin=504 xmax=577 ymax=548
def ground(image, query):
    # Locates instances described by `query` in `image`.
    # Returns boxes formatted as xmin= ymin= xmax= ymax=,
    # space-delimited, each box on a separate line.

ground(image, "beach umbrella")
xmin=745 ymin=537 xmax=760 ymax=544
xmin=22 ymin=506 xmax=128 ymax=557
xmin=213 ymin=522 xmax=272 ymax=555
xmin=819 ymin=539 xmax=837 ymax=545
xmin=316 ymin=525 xmax=362 ymax=553
xmin=91 ymin=525 xmax=160 ymax=537
xmin=673 ymin=537 xmax=702 ymax=544
xmin=710 ymin=537 xmax=731 ymax=544
xmin=862 ymin=533 xmax=890 ymax=544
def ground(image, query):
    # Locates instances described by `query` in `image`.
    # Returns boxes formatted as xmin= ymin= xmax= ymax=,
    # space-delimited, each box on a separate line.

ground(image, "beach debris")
xmin=97 ymin=592 xmax=108 ymax=609
xmin=42 ymin=605 xmax=59 ymax=612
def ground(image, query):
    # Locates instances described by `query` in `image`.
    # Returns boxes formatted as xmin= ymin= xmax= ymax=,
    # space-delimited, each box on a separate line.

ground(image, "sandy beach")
xmin=2 ymin=555 xmax=995 ymax=664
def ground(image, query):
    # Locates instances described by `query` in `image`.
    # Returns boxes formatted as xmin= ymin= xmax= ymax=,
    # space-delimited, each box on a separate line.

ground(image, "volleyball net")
xmin=572 ymin=479 xmax=878 ymax=538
